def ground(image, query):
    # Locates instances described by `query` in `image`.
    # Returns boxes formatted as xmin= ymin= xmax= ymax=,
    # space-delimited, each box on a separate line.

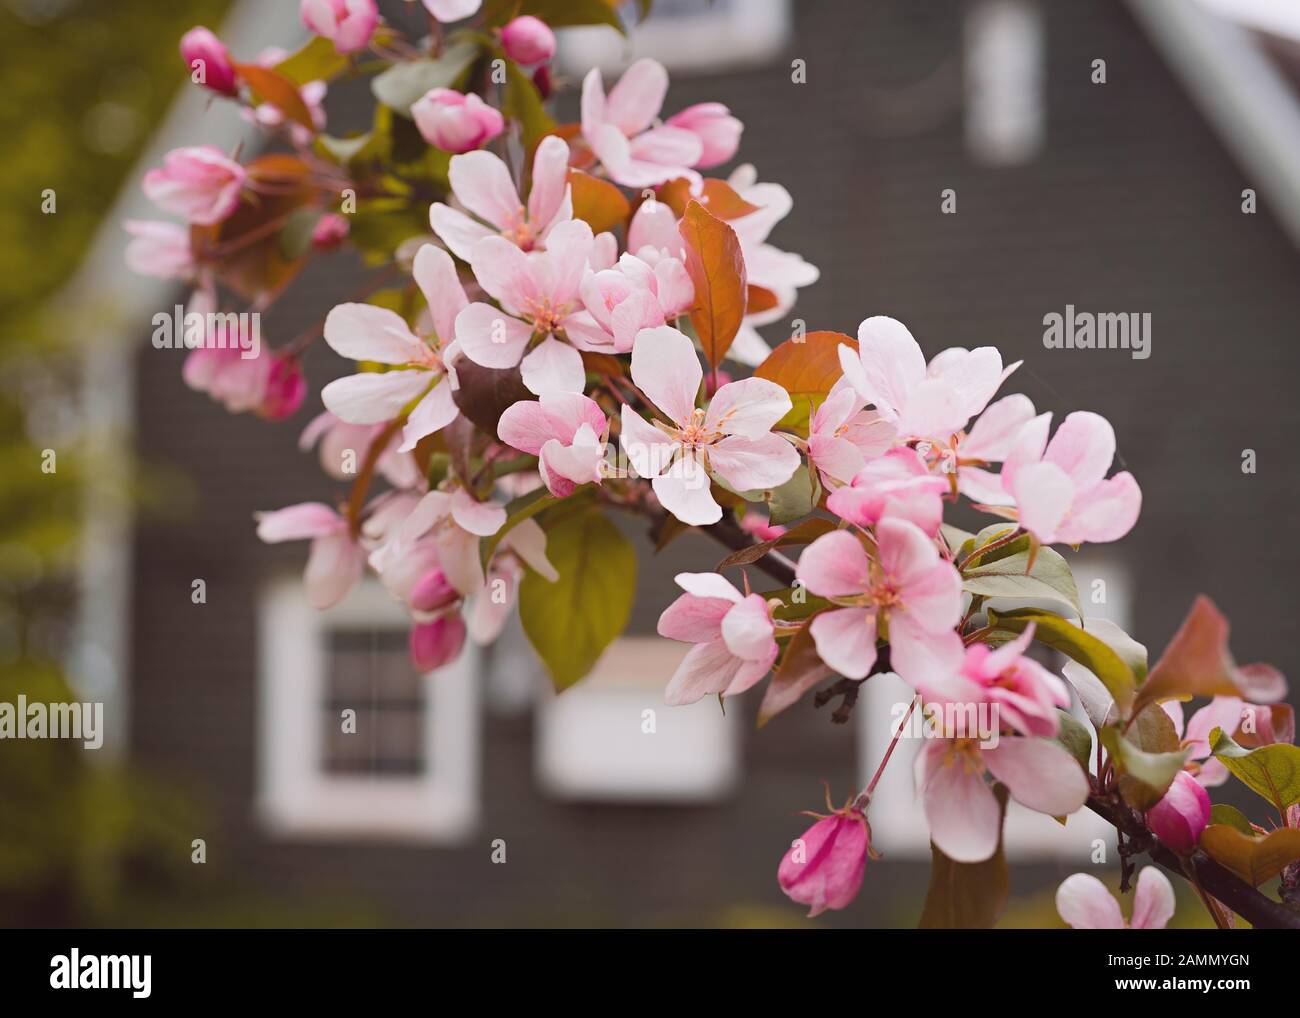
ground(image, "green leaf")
xmin=1210 ymin=727 xmax=1300 ymax=813
xmin=919 ymin=786 xmax=1009 ymax=928
xmin=371 ymin=39 xmax=481 ymax=116
xmin=317 ymin=133 xmax=373 ymax=166
xmin=962 ymin=545 xmax=1082 ymax=620
xmin=766 ymin=463 xmax=813 ymax=526
xmin=1209 ymin=804 xmax=1255 ymax=837
xmin=940 ymin=523 xmax=975 ymax=555
xmin=1099 ymin=704 xmax=1187 ymax=810
xmin=277 ymin=207 xmax=321 ymax=261
xmin=519 ymin=510 xmax=636 ymax=691
xmin=273 ymin=34 xmax=351 ymax=86
xmin=1053 ymin=709 xmax=1093 ymax=772
xmin=959 ymin=524 xmax=1030 ymax=567
xmin=502 ymin=59 xmax=555 ymax=148
xmin=988 ymin=608 xmax=1137 ymax=716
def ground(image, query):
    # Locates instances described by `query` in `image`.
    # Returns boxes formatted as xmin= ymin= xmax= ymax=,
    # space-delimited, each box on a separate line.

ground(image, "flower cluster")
xmin=130 ymin=4 xmax=1297 ymax=930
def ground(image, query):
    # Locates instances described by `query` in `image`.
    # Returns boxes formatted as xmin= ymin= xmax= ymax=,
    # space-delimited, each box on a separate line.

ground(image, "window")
xmin=964 ymin=0 xmax=1045 ymax=165
xmin=857 ymin=554 xmax=1132 ymax=860
xmin=558 ymin=0 xmax=791 ymax=76
xmin=257 ymin=579 xmax=479 ymax=842
xmin=535 ymin=636 xmax=740 ymax=802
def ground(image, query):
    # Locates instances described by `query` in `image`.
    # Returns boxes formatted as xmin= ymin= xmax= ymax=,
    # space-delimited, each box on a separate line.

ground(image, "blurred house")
xmin=74 ymin=0 xmax=1300 ymax=927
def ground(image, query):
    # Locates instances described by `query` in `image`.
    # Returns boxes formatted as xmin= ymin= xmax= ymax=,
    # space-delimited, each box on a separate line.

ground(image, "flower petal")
xmin=808 ymin=607 xmax=877 ymax=680
xmin=454 ymin=302 xmax=533 ymax=369
xmin=1055 ymin=873 xmax=1125 ymax=929
xmin=797 ymin=531 xmax=873 ymax=598
xmin=521 ymin=336 xmax=585 ymax=395
xmin=323 ymin=302 xmax=424 ymax=364
xmin=984 ymin=736 xmax=1089 ymax=817
xmin=631 ymin=325 xmax=702 ymax=426
xmin=708 ymin=433 xmax=800 ymax=492
xmin=321 ymin=369 xmax=431 ymax=425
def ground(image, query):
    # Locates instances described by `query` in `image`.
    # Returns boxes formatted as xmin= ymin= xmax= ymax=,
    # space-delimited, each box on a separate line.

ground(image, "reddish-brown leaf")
xmin=568 ymin=170 xmax=631 ymax=234
xmin=747 ymin=285 xmax=780 ymax=315
xmin=236 ymin=63 xmax=316 ymax=131
xmin=658 ymin=177 xmax=760 ymax=220
xmin=679 ymin=199 xmax=747 ymax=369
xmin=754 ymin=330 xmax=857 ymax=399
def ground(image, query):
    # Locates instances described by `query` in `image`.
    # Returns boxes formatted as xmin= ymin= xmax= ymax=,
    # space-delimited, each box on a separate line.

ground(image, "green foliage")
xmin=961 ymin=546 xmax=1082 ymax=621
xmin=519 ymin=508 xmax=637 ymax=690
xmin=1210 ymin=727 xmax=1300 ymax=813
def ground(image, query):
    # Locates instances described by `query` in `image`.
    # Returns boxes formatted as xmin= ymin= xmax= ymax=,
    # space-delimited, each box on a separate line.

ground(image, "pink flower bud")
xmin=409 ymin=614 xmax=468 ymax=673
xmin=500 ymin=15 xmax=556 ymax=65
xmin=260 ymin=355 xmax=307 ymax=421
xmin=299 ymin=0 xmax=378 ymax=56
xmin=142 ymin=145 xmax=245 ymax=226
xmin=180 ymin=27 xmax=239 ymax=97
xmin=411 ymin=88 xmax=505 ymax=154
xmin=123 ymin=220 xmax=195 ymax=281
xmin=311 ymin=212 xmax=350 ymax=250
xmin=777 ymin=806 xmax=870 ymax=916
xmin=1146 ymin=770 xmax=1211 ymax=853
xmin=666 ymin=103 xmax=743 ymax=169
xmin=705 ymin=368 xmax=732 ymax=395
xmin=410 ymin=569 xmax=457 ymax=614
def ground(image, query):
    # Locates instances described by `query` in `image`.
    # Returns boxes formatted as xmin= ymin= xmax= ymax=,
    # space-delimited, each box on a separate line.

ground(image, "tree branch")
xmin=683 ymin=514 xmax=1300 ymax=930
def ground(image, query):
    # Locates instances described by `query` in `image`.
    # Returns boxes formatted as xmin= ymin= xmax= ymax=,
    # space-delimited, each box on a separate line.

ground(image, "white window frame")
xmin=858 ymin=553 xmax=1133 ymax=861
xmin=534 ymin=635 xmax=741 ymax=803
xmin=257 ymin=578 xmax=479 ymax=843
xmin=558 ymin=0 xmax=791 ymax=76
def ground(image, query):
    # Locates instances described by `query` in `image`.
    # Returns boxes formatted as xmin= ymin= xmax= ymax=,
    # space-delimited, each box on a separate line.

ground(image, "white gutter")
xmin=1129 ymin=0 xmax=1300 ymax=250
xmin=70 ymin=1 xmax=306 ymax=756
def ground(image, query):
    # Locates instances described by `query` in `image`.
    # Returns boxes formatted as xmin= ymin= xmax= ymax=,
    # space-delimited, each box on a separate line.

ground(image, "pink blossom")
xmin=183 ymin=316 xmax=303 ymax=421
xmin=580 ymin=252 xmax=694 ymax=352
xmin=497 ymin=393 xmax=608 ymax=498
xmin=666 ymin=103 xmax=743 ymax=169
xmin=825 ymin=447 xmax=948 ymax=537
xmin=255 ymin=503 xmax=365 ymax=609
xmin=409 ymin=613 xmax=467 ymax=672
xmin=657 ymin=573 xmax=780 ymax=704
xmin=261 ymin=355 xmax=307 ymax=420
xmin=806 ymin=380 xmax=896 ymax=489
xmin=948 ymin=623 xmax=1073 ymax=737
xmin=456 ymin=219 xmax=611 ymax=395
xmin=413 ymin=88 xmax=505 ymax=154
xmin=300 ymin=0 xmax=378 ymax=55
xmin=942 ymin=393 xmax=1038 ymax=505
xmin=796 ymin=521 xmax=964 ymax=689
xmin=581 ymin=59 xmax=705 ymax=189
xmin=409 ymin=568 xmax=457 ymax=614
xmin=299 ymin=412 xmax=421 ymax=489
xmin=1146 ymin=770 xmax=1211 ymax=853
xmin=429 ymin=135 xmax=572 ymax=260
xmin=369 ymin=488 xmax=506 ymax=598
xmin=1056 ymin=868 xmax=1175 ymax=929
xmin=311 ymin=212 xmax=350 ymax=250
xmin=916 ymin=732 xmax=1089 ymax=862
xmin=619 ymin=325 xmax=800 ymax=525
xmin=500 ymin=15 xmax=556 ymax=65
xmin=321 ymin=244 xmax=467 ymax=451
xmin=778 ymin=802 xmax=870 ymax=917
xmin=740 ymin=512 xmax=785 ymax=542
xmin=627 ymin=197 xmax=685 ymax=262
xmin=468 ymin=518 xmax=558 ymax=644
xmin=838 ymin=316 xmax=1019 ymax=444
xmin=180 ymin=27 xmax=238 ymax=97
xmin=142 ymin=146 xmax=245 ymax=226
xmin=123 ymin=220 xmax=194 ymax=280
xmin=999 ymin=410 xmax=1141 ymax=545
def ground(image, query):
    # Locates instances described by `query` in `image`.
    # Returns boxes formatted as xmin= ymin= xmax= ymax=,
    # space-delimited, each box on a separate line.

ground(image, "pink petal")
xmin=708 ymin=433 xmax=801 ymax=492
xmin=918 ymin=740 xmax=1002 ymax=863
xmin=1183 ymin=696 xmax=1244 ymax=757
xmin=448 ymin=149 xmax=521 ymax=230
xmin=1012 ymin=460 xmax=1074 ymax=543
xmin=925 ymin=346 xmax=1008 ymax=422
xmin=450 ymin=489 xmax=506 ymax=536
xmin=323 ymin=302 xmax=425 ymax=364
xmin=1055 ymin=873 xmax=1125 ymax=929
xmin=721 ymin=593 xmax=777 ymax=662
xmin=399 ymin=377 xmax=458 ymax=451
xmin=321 ymin=369 xmax=431 ymax=425
xmin=652 ymin=458 xmax=721 ymax=525
xmin=796 ymin=531 xmax=873 ymax=598
xmin=1058 ymin=471 xmax=1141 ymax=545
xmin=888 ymin=619 xmax=965 ymax=695
xmin=876 ymin=516 xmax=943 ymax=590
xmin=520 ymin=336 xmax=585 ymax=395
xmin=304 ymin=533 xmax=363 ymax=610
xmin=256 ymin=502 xmax=345 ymax=542
xmin=961 ymin=393 xmax=1036 ymax=462
xmin=1130 ymin=867 xmax=1176 ymax=929
xmin=453 ymin=302 xmax=533 ymax=369
xmin=664 ymin=638 xmax=742 ymax=705
xmin=850 ymin=316 xmax=927 ymax=420
xmin=467 ymin=235 xmax=536 ymax=311
xmin=808 ymin=607 xmax=877 ymax=680
xmin=500 ymin=517 xmax=557 ymax=581
xmin=631 ymin=325 xmax=702 ymax=427
xmin=497 ymin=398 xmax=561 ymax=455
xmin=429 ymin=202 xmax=494 ymax=261
xmin=527 ymin=134 xmax=571 ymax=230
xmin=658 ymin=591 xmax=731 ymax=643
xmin=412 ymin=243 xmax=467 ymax=343
xmin=620 ymin=405 xmax=677 ymax=478
xmin=984 ymin=737 xmax=1089 ymax=817
xmin=604 ymin=57 xmax=668 ymax=136
xmin=1043 ymin=411 xmax=1116 ymax=491
xmin=675 ymin=572 xmax=743 ymax=603
xmin=705 ymin=377 xmax=792 ymax=437
xmin=629 ymin=124 xmax=703 ymax=167
xmin=895 ymin=378 xmax=967 ymax=440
